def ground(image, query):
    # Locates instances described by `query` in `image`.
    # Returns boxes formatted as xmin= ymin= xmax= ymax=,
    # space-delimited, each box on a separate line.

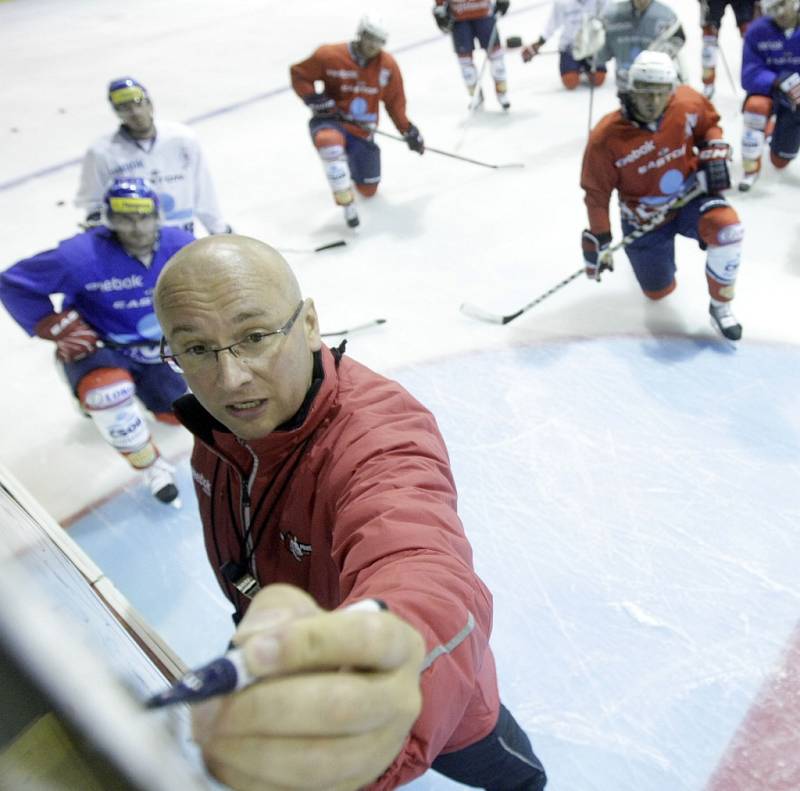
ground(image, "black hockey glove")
xmin=433 ymin=4 xmax=453 ymax=32
xmin=404 ymin=124 xmax=425 ymax=154
xmin=522 ymin=36 xmax=546 ymax=62
xmin=698 ymin=140 xmax=732 ymax=192
xmin=582 ymin=229 xmax=613 ymax=281
xmin=304 ymin=93 xmax=339 ymax=119
xmin=495 ymin=0 xmax=510 ymax=15
xmin=79 ymin=210 xmax=102 ymax=230
xmin=777 ymin=71 xmax=800 ymax=111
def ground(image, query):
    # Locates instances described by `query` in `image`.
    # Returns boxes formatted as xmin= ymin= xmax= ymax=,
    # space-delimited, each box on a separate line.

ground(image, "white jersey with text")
xmin=75 ymin=120 xmax=227 ymax=234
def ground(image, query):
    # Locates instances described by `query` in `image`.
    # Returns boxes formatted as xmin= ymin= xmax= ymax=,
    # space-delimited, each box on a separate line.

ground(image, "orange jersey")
xmin=290 ymin=43 xmax=411 ymax=139
xmin=436 ymin=0 xmax=494 ymax=21
xmin=580 ymin=86 xmax=723 ymax=233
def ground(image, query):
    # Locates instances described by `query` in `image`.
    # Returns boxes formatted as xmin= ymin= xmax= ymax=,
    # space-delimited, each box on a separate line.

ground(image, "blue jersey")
xmin=741 ymin=16 xmax=800 ymax=98
xmin=0 ymin=226 xmax=193 ymax=344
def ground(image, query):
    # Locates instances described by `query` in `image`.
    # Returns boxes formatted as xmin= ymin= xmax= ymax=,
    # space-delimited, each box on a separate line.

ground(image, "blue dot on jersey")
xmin=349 ymin=97 xmax=368 ymax=118
xmin=158 ymin=192 xmax=175 ymax=213
xmin=659 ymin=169 xmax=684 ymax=196
xmin=137 ymin=313 xmax=162 ymax=340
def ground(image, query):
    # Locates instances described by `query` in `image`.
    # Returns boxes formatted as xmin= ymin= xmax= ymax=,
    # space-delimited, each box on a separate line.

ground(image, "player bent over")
xmin=699 ymin=0 xmax=758 ymax=99
xmin=0 ymin=179 xmax=192 ymax=503
xmin=289 ymin=16 xmax=425 ymax=229
xmin=521 ymin=0 xmax=608 ymax=90
xmin=738 ymin=0 xmax=800 ymax=190
xmin=580 ymin=51 xmax=744 ymax=341
xmin=433 ymin=0 xmax=512 ymax=108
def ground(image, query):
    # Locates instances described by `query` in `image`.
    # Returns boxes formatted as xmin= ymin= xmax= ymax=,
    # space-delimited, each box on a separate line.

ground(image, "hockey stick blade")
xmin=279 ymin=240 xmax=347 ymax=254
xmin=320 ymin=318 xmax=386 ymax=337
xmin=459 ymin=303 xmax=522 ymax=325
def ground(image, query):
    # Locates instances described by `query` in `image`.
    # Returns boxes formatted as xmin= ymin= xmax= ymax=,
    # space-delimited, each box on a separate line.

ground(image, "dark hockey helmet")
xmin=107 ymin=77 xmax=149 ymax=107
xmin=103 ymin=177 xmax=160 ymax=217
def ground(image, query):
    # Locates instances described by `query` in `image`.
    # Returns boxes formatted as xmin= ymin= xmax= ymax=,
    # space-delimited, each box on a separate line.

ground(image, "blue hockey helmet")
xmin=103 ymin=178 xmax=159 ymax=217
xmin=107 ymin=77 xmax=149 ymax=107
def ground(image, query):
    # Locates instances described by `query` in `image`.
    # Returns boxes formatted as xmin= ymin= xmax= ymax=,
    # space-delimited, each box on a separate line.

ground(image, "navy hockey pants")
xmin=432 ymin=703 xmax=547 ymax=790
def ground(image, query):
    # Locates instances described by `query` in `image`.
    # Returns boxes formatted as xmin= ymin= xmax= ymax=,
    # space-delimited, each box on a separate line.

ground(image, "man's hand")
xmin=778 ymin=72 xmax=800 ymax=111
xmin=404 ymin=124 xmax=425 ymax=154
xmin=582 ymin=229 xmax=613 ymax=281
xmin=34 ymin=309 xmax=100 ymax=362
xmin=521 ymin=36 xmax=545 ymax=62
xmin=304 ymin=93 xmax=339 ymax=119
xmin=433 ymin=4 xmax=453 ymax=32
xmin=698 ymin=139 xmax=732 ymax=192
xmin=193 ymin=584 xmax=425 ymax=791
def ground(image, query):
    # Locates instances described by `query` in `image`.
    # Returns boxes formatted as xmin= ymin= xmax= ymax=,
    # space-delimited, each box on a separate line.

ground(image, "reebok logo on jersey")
xmin=615 ymin=139 xmax=656 ymax=168
xmin=86 ymin=275 xmax=145 ymax=292
xmin=191 ymin=467 xmax=212 ymax=497
xmin=326 ymin=68 xmax=358 ymax=79
xmin=280 ymin=530 xmax=312 ymax=562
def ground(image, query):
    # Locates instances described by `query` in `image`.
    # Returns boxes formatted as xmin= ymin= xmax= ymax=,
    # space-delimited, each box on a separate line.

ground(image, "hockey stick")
xmin=320 ymin=318 xmax=386 ymax=338
xmin=460 ymin=179 xmax=707 ymax=325
xmin=468 ymin=18 xmax=500 ymax=113
xmin=717 ymin=43 xmax=739 ymax=96
xmin=279 ymin=240 xmax=347 ymax=254
xmin=370 ymin=127 xmax=524 ymax=169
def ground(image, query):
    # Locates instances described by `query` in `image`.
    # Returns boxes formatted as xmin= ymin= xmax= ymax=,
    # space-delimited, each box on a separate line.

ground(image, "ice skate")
xmin=143 ymin=457 xmax=180 ymax=505
xmin=709 ymin=301 xmax=742 ymax=342
xmin=497 ymin=91 xmax=511 ymax=111
xmin=468 ymin=87 xmax=484 ymax=110
xmin=343 ymin=202 xmax=360 ymax=228
xmin=738 ymin=171 xmax=759 ymax=192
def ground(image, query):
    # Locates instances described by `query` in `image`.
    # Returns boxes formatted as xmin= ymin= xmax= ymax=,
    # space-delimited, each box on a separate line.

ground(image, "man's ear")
xmin=304 ymin=299 xmax=322 ymax=351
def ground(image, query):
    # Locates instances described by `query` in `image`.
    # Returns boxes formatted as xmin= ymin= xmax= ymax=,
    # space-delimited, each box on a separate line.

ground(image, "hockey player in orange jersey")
xmin=433 ymin=0 xmax=512 ymax=108
xmin=290 ymin=15 xmax=425 ymax=229
xmin=580 ymin=50 xmax=745 ymax=340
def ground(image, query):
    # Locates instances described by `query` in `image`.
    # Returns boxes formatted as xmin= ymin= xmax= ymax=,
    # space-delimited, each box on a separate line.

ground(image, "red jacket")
xmin=175 ymin=345 xmax=500 ymax=789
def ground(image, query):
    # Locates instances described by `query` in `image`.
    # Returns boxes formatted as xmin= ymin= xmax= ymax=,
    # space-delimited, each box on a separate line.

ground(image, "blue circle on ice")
xmin=659 ymin=169 xmax=684 ymax=196
xmin=137 ymin=312 xmax=162 ymax=340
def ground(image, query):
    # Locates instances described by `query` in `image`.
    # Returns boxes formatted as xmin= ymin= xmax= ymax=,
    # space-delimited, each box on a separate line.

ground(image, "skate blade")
xmin=709 ymin=317 xmax=740 ymax=348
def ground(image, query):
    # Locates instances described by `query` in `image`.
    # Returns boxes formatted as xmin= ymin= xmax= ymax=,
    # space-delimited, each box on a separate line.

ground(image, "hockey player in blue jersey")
xmin=0 ymin=179 xmax=193 ymax=504
xmin=739 ymin=0 xmax=800 ymax=190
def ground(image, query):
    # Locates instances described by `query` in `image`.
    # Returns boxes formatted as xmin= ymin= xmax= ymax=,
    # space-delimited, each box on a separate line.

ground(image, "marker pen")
xmin=145 ymin=598 xmax=386 ymax=709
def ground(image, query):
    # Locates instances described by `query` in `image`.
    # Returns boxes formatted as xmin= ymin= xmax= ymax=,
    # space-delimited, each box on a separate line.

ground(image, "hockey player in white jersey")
xmin=521 ymin=0 xmax=609 ymax=90
xmin=591 ymin=0 xmax=686 ymax=93
xmin=76 ymin=77 xmax=231 ymax=236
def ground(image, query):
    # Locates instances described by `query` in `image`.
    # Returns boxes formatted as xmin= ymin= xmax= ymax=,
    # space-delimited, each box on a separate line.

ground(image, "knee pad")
xmin=770 ymin=150 xmax=793 ymax=168
xmin=458 ymin=55 xmax=478 ymax=87
xmin=314 ymin=127 xmax=346 ymax=159
xmin=355 ymin=182 xmax=378 ymax=197
xmin=699 ymin=205 xmax=743 ymax=248
xmin=489 ymin=51 xmax=507 ymax=83
xmin=743 ymin=96 xmax=772 ymax=125
xmin=705 ymin=242 xmax=741 ymax=300
xmin=78 ymin=368 xmax=154 ymax=465
xmin=562 ymin=71 xmax=580 ymax=90
xmin=590 ymin=70 xmax=606 ymax=87
xmin=643 ymin=280 xmax=677 ymax=300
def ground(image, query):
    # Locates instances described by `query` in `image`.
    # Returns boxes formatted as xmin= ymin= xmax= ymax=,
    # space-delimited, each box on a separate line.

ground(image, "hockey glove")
xmin=582 ymin=229 xmax=613 ymax=281
xmin=304 ymin=93 xmax=339 ymax=119
xmin=778 ymin=72 xmax=800 ymax=111
xmin=404 ymin=124 xmax=425 ymax=154
xmin=698 ymin=140 xmax=732 ymax=192
xmin=495 ymin=0 xmax=510 ymax=15
xmin=35 ymin=309 xmax=100 ymax=363
xmin=433 ymin=4 xmax=453 ymax=32
xmin=522 ymin=36 xmax=545 ymax=62
xmin=79 ymin=210 xmax=102 ymax=231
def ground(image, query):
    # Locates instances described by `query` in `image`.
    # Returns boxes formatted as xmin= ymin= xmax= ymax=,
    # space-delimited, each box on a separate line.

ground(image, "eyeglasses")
xmin=160 ymin=300 xmax=305 ymax=375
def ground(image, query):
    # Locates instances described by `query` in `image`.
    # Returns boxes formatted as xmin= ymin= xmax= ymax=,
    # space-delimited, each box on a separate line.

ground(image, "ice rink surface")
xmin=2 ymin=0 xmax=800 ymax=788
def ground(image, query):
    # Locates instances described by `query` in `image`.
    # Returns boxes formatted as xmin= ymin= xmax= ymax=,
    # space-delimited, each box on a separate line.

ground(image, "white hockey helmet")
xmin=357 ymin=14 xmax=389 ymax=44
xmin=628 ymin=50 xmax=677 ymax=91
